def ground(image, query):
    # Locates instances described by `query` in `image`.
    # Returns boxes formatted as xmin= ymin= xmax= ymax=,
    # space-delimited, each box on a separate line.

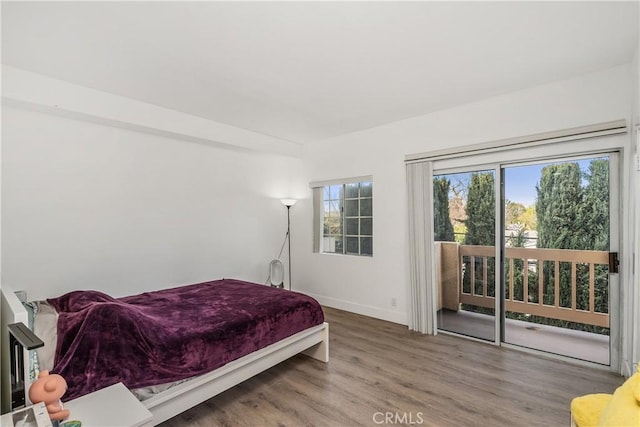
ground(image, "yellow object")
xmin=571 ymin=364 xmax=640 ymax=427
xmin=599 ymin=365 xmax=640 ymax=427
xmin=635 ymin=369 xmax=640 ymax=403
xmin=571 ymin=394 xmax=612 ymax=427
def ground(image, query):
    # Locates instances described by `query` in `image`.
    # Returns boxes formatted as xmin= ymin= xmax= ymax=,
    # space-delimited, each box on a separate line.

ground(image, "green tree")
xmin=505 ymin=200 xmax=526 ymax=227
xmin=578 ymin=159 xmax=609 ymax=251
xmin=536 ymin=163 xmax=582 ymax=312
xmin=534 ymin=160 xmax=609 ymax=334
xmin=433 ymin=177 xmax=455 ymax=242
xmin=463 ymin=172 xmax=496 ymax=300
xmin=504 ymin=224 xmax=539 ymax=316
xmin=449 ymin=177 xmax=468 ymax=243
xmin=464 ymin=173 xmax=495 ymax=246
xmin=578 ymin=159 xmax=610 ymax=319
xmin=453 ymin=223 xmax=467 ymax=244
xmin=518 ymin=205 xmax=537 ymax=230
xmin=536 ymin=163 xmax=583 ymax=250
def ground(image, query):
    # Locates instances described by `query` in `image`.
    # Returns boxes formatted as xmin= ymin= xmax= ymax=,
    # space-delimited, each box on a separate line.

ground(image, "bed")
xmin=1 ymin=279 xmax=329 ymax=424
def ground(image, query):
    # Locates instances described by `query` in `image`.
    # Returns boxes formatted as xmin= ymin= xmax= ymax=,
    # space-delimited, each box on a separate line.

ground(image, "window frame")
xmin=311 ymin=176 xmax=373 ymax=257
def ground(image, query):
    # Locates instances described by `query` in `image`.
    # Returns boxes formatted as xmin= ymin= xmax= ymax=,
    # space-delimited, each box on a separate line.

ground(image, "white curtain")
xmin=406 ymin=161 xmax=436 ymax=334
xmin=312 ymin=187 xmax=323 ymax=253
xmin=632 ymin=127 xmax=640 ymax=374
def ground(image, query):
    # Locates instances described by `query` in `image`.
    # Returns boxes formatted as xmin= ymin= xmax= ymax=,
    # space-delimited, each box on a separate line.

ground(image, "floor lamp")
xmin=280 ymin=199 xmax=297 ymax=290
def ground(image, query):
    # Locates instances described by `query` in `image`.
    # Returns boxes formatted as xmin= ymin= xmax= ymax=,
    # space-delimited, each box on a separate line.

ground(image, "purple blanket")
xmin=48 ymin=279 xmax=324 ymax=400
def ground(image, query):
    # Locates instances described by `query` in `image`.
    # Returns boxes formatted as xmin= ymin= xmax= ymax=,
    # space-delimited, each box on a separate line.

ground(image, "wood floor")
xmin=158 ymin=307 xmax=623 ymax=427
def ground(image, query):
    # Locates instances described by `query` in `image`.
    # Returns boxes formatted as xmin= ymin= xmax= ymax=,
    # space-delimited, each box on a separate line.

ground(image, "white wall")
xmin=295 ymin=64 xmax=634 ymax=325
xmin=2 ymin=104 xmax=303 ymax=300
xmin=632 ymin=43 xmax=640 ymax=371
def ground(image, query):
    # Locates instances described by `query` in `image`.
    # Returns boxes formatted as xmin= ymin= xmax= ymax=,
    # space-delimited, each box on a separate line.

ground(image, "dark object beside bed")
xmin=47 ymin=278 xmax=325 ymax=400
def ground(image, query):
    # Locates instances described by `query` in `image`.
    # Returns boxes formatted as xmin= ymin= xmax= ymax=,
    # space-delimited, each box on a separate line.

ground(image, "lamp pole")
xmin=280 ymin=199 xmax=296 ymax=291
xmin=278 ymin=199 xmax=297 ymax=290
xmin=287 ymin=205 xmax=292 ymax=291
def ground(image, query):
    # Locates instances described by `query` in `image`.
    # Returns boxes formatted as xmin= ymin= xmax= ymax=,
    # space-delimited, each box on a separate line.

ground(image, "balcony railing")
xmin=436 ymin=243 xmax=610 ymax=328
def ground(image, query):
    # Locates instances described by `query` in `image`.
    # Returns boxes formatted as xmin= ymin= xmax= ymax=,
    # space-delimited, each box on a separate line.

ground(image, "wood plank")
xmin=571 ymin=262 xmax=577 ymax=310
xmin=538 ymin=259 xmax=544 ymax=305
xmin=462 ymin=295 xmax=609 ymax=327
xmin=158 ymin=307 xmax=622 ymax=427
xmin=460 ymin=293 xmax=495 ymax=309
xmin=554 ymin=260 xmax=560 ymax=308
xmin=509 ymin=258 xmax=514 ymax=301
xmin=523 ymin=259 xmax=529 ymax=303
xmin=462 ymin=246 xmax=609 ymax=264
xmin=506 ymin=247 xmax=609 ymax=264
xmin=483 ymin=256 xmax=488 ymax=297
xmin=589 ymin=264 xmax=596 ymax=313
xmin=471 ymin=256 xmax=476 ymax=296
xmin=505 ymin=301 xmax=609 ymax=328
xmin=460 ymin=245 xmax=495 ymax=257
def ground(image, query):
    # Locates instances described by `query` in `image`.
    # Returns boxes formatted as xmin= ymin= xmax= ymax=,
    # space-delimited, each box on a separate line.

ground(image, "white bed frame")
xmin=0 ymin=283 xmax=329 ymax=424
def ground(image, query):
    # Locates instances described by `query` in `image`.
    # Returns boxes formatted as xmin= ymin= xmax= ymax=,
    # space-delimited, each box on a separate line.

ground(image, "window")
xmin=315 ymin=178 xmax=373 ymax=256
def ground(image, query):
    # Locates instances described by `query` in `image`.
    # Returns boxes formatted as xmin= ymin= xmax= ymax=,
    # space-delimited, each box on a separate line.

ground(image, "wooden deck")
xmin=438 ymin=309 xmax=609 ymax=365
xmin=159 ymin=307 xmax=622 ymax=427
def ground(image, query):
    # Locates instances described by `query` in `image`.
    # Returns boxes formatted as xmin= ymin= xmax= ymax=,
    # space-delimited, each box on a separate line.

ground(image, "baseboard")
xmin=304 ymin=292 xmax=408 ymax=325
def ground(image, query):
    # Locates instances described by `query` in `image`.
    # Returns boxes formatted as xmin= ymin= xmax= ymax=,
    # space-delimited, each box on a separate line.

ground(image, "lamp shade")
xmin=280 ymin=198 xmax=297 ymax=207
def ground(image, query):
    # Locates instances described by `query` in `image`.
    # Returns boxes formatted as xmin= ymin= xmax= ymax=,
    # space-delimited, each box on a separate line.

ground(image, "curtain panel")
xmin=406 ymin=161 xmax=436 ymax=334
xmin=312 ymin=187 xmax=323 ymax=253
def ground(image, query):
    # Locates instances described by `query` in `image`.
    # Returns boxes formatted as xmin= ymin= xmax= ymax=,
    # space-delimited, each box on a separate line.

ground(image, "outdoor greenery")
xmin=536 ymin=162 xmax=583 ymax=250
xmin=462 ymin=173 xmax=496 ymax=299
xmin=434 ymin=159 xmax=610 ymax=335
xmin=533 ymin=160 xmax=609 ymax=334
xmin=433 ymin=177 xmax=455 ymax=242
xmin=579 ymin=159 xmax=610 ymax=252
xmin=463 ymin=173 xmax=496 ymax=246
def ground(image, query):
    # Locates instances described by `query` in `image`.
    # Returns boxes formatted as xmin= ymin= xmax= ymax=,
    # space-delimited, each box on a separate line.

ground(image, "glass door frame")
xmin=433 ymin=150 xmax=621 ymax=369
xmin=432 ymin=162 xmax=502 ymax=346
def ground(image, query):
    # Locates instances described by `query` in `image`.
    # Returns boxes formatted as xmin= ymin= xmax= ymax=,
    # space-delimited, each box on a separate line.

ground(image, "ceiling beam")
xmin=1 ymin=66 xmax=303 ymax=158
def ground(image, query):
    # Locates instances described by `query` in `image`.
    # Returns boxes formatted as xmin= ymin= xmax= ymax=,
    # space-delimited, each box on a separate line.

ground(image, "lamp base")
xmin=270 ymin=283 xmax=284 ymax=289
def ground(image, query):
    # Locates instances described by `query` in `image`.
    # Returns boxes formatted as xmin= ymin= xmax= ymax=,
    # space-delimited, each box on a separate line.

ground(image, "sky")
xmin=440 ymin=157 xmax=605 ymax=207
xmin=505 ymin=164 xmax=546 ymax=206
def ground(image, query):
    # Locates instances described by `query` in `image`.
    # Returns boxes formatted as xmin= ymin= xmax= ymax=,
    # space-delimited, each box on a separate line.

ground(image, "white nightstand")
xmin=0 ymin=402 xmax=53 ymax=427
xmin=64 ymin=382 xmax=153 ymax=427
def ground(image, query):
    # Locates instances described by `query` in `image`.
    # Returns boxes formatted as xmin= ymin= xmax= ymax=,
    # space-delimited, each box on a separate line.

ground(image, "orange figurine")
xmin=28 ymin=370 xmax=70 ymax=421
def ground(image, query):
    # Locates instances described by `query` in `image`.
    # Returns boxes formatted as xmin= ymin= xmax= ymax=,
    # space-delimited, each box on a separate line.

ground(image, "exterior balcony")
xmin=438 ymin=309 xmax=609 ymax=364
xmin=435 ymin=242 xmax=610 ymax=365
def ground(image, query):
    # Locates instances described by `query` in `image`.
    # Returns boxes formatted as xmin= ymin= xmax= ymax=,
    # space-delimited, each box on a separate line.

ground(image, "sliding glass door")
xmin=433 ymin=153 xmax=618 ymax=365
xmin=501 ymin=156 xmax=616 ymax=365
xmin=434 ymin=168 xmax=497 ymax=342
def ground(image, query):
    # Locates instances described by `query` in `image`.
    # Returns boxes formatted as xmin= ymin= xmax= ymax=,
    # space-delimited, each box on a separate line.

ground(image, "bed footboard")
xmin=302 ymin=322 xmax=329 ymax=362
xmin=145 ymin=322 xmax=329 ymax=425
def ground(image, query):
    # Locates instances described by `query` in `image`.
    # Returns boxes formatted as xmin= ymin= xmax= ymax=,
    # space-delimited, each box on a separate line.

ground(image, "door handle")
xmin=608 ymin=252 xmax=619 ymax=273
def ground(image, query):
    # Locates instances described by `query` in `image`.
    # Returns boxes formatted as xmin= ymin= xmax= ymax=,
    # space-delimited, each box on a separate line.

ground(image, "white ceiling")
xmin=2 ymin=1 xmax=639 ymax=144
